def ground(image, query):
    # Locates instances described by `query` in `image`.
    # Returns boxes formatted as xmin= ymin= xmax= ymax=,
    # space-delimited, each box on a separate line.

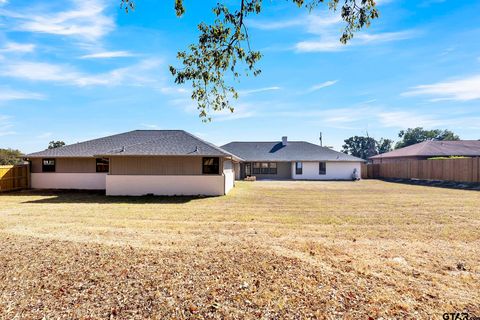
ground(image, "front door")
xmin=245 ymin=162 xmax=251 ymax=176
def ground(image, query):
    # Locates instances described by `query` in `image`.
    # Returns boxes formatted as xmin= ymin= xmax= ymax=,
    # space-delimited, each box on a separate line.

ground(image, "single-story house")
xmin=25 ymin=131 xmax=364 ymax=196
xmin=25 ymin=130 xmax=241 ymax=196
xmin=370 ymin=140 xmax=480 ymax=164
xmin=221 ymin=136 xmax=364 ymax=180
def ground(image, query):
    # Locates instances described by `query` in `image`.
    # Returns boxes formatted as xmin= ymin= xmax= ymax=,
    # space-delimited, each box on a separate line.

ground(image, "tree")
xmin=342 ymin=136 xmax=393 ymax=160
xmin=395 ymin=127 xmax=460 ymax=149
xmin=48 ymin=141 xmax=66 ymax=149
xmin=342 ymin=136 xmax=378 ymax=160
xmin=377 ymin=138 xmax=393 ymax=154
xmin=121 ymin=0 xmax=379 ymax=121
xmin=0 ymin=148 xmax=24 ymax=165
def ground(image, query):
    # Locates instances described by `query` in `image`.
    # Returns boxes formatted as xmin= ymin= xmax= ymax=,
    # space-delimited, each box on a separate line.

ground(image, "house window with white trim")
xmin=295 ymin=162 xmax=302 ymax=175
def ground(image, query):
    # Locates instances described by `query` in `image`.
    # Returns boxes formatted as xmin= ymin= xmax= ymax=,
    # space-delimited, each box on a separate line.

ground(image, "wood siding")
xmin=30 ymin=158 xmax=97 ymax=173
xmin=110 ymin=156 xmax=214 ymax=175
xmin=362 ymin=158 xmax=480 ymax=183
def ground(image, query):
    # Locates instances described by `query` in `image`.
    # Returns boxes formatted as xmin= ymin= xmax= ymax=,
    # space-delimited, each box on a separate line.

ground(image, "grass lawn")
xmin=0 ymin=180 xmax=479 ymax=319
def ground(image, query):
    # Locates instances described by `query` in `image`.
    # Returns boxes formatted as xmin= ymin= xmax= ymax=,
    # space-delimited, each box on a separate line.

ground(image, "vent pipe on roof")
xmin=282 ymin=136 xmax=288 ymax=146
xmin=121 ymin=146 xmax=126 ymax=152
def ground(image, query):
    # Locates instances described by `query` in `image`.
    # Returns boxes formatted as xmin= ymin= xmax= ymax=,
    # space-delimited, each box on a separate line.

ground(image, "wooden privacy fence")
xmin=0 ymin=164 xmax=29 ymax=192
xmin=362 ymin=158 xmax=480 ymax=183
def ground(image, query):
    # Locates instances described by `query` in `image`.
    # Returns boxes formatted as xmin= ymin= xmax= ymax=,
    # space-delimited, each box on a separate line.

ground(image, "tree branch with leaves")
xmin=121 ymin=0 xmax=379 ymax=121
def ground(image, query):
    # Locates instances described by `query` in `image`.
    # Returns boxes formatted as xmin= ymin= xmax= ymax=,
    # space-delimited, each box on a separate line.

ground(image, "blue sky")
xmin=0 ymin=0 xmax=479 ymax=153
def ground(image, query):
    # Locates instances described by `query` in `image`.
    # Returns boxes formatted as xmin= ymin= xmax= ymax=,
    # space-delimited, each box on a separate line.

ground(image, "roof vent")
xmin=282 ymin=136 xmax=288 ymax=146
xmin=194 ymin=146 xmax=198 ymax=153
xmin=121 ymin=146 xmax=126 ymax=152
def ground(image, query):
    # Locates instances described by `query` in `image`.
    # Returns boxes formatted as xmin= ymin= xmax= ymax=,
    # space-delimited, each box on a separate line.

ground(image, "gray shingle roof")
xmin=370 ymin=140 xmax=480 ymax=159
xmin=221 ymin=141 xmax=364 ymax=162
xmin=26 ymin=130 xmax=241 ymax=160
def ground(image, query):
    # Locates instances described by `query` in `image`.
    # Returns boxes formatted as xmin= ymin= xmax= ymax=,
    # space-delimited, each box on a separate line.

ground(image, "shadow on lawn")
xmin=3 ymin=189 xmax=208 ymax=204
xmin=380 ymin=178 xmax=480 ymax=191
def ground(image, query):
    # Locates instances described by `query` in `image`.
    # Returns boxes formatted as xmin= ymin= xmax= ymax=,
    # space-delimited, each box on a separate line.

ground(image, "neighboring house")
xmin=25 ymin=130 xmax=241 ymax=196
xmin=221 ymin=136 xmax=364 ymax=180
xmin=370 ymin=140 xmax=480 ymax=164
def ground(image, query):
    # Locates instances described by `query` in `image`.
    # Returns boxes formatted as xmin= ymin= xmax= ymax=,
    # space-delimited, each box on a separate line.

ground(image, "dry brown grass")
xmin=0 ymin=180 xmax=479 ymax=319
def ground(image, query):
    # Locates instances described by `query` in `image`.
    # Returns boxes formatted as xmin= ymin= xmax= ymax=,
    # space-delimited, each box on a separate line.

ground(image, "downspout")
xmin=222 ymin=157 xmax=226 ymax=195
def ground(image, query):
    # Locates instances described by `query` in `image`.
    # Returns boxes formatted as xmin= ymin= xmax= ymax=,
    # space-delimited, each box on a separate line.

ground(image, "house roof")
xmin=370 ymin=140 xmax=480 ymax=159
xmin=26 ymin=130 xmax=242 ymax=160
xmin=221 ymin=141 xmax=364 ymax=162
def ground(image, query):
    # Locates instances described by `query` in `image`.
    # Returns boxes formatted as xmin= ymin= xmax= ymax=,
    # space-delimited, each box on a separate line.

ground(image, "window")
xmin=269 ymin=162 xmax=277 ymax=174
xmin=295 ymin=162 xmax=303 ymax=175
xmin=96 ymin=158 xmax=110 ymax=173
xmin=319 ymin=162 xmax=326 ymax=175
xmin=203 ymin=157 xmax=220 ymax=174
xmin=252 ymin=162 xmax=262 ymax=174
xmin=261 ymin=162 xmax=269 ymax=174
xmin=42 ymin=159 xmax=55 ymax=172
xmin=252 ymin=162 xmax=277 ymax=174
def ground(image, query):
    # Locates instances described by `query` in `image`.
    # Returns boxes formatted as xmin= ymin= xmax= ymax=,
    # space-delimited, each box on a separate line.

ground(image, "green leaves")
xmin=48 ymin=141 xmax=66 ymax=149
xmin=170 ymin=0 xmax=263 ymax=122
xmin=343 ymin=136 xmax=393 ymax=159
xmin=120 ymin=0 xmax=134 ymax=13
xmin=0 ymin=148 xmax=24 ymax=165
xmin=395 ymin=128 xmax=460 ymax=149
xmin=122 ymin=0 xmax=379 ymax=121
xmin=175 ymin=0 xmax=185 ymax=16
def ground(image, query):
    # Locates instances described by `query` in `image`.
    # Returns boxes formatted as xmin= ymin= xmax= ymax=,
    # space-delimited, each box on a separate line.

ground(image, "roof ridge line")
xmin=181 ymin=130 xmax=239 ymax=158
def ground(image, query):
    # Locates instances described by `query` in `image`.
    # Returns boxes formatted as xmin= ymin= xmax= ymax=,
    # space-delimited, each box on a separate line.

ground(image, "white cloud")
xmin=403 ymin=75 xmax=480 ymax=101
xmin=306 ymin=80 xmax=338 ymax=92
xmin=238 ymin=86 xmax=281 ymax=95
xmin=296 ymin=30 xmax=417 ymax=52
xmin=268 ymin=102 xmax=480 ymax=131
xmin=252 ymin=12 xmax=417 ymax=53
xmin=158 ymin=86 xmax=188 ymax=95
xmin=0 ymin=88 xmax=45 ymax=101
xmin=80 ymin=51 xmax=135 ymax=59
xmin=168 ymin=98 xmax=197 ymax=114
xmin=0 ymin=42 xmax=35 ymax=53
xmin=0 ymin=58 xmax=163 ymax=87
xmin=213 ymin=103 xmax=256 ymax=122
xmin=0 ymin=0 xmax=114 ymax=41
xmin=250 ymin=14 xmax=340 ymax=32
xmin=377 ymin=111 xmax=443 ymax=128
xmin=295 ymin=40 xmax=343 ymax=52
xmin=0 ymin=115 xmax=15 ymax=136
xmin=355 ymin=31 xmax=416 ymax=43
